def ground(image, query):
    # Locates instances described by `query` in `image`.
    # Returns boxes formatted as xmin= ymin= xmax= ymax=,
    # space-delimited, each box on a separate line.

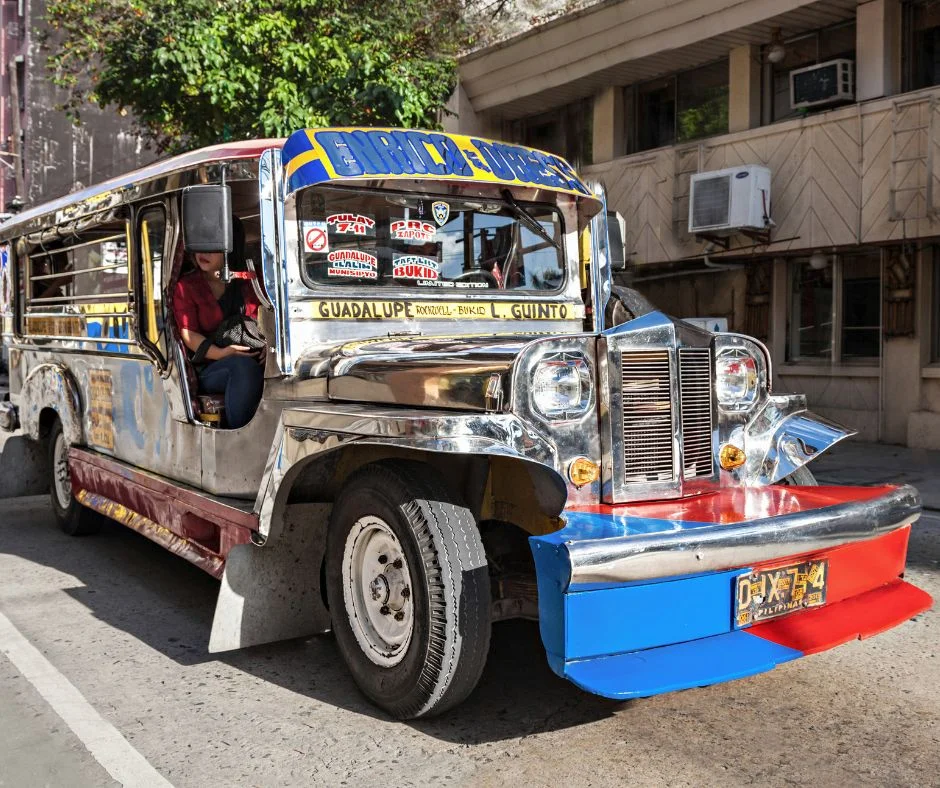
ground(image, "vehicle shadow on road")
xmin=0 ymin=498 xmax=622 ymax=743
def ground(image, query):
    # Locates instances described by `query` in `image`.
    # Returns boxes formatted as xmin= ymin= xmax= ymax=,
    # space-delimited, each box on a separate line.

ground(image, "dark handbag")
xmin=192 ymin=282 xmax=266 ymax=365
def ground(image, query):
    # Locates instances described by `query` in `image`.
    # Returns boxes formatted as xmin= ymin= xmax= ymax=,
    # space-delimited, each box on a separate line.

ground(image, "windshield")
xmin=297 ymin=187 xmax=565 ymax=292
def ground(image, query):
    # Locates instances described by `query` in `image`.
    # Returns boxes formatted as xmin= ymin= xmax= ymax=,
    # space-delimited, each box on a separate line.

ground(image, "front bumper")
xmin=530 ymin=484 xmax=932 ymax=700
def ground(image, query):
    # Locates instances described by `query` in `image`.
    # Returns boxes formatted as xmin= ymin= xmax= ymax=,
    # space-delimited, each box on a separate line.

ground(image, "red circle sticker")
xmin=306 ymin=227 xmax=328 ymax=253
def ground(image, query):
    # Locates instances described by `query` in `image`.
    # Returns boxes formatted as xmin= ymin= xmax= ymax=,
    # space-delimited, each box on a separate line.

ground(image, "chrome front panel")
xmin=600 ymin=313 xmax=719 ymax=504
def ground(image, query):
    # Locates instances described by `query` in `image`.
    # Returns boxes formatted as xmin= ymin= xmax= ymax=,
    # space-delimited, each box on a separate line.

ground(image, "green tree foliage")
xmin=45 ymin=0 xmax=469 ymax=151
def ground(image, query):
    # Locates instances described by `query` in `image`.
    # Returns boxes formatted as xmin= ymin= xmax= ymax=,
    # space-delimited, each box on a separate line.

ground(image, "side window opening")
xmin=138 ymin=206 xmax=167 ymax=362
xmin=24 ymin=208 xmax=133 ymax=352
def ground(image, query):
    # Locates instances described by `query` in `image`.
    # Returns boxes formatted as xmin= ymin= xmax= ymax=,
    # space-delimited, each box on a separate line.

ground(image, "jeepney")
xmin=0 ymin=128 xmax=931 ymax=719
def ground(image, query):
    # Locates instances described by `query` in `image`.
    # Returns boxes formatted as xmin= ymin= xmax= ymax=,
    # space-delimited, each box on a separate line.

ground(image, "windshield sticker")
xmin=432 ymin=201 xmax=450 ymax=226
xmin=302 ymin=221 xmax=330 ymax=254
xmin=391 ymin=219 xmax=436 ymax=242
xmin=416 ymin=279 xmax=488 ymax=289
xmin=307 ymin=299 xmax=584 ymax=321
xmin=326 ymin=213 xmax=376 ymax=236
xmin=326 ymin=249 xmax=378 ymax=280
xmin=393 ymin=254 xmax=440 ymax=280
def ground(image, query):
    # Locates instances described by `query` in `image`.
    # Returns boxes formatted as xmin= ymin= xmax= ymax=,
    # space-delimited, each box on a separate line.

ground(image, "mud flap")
xmin=209 ymin=503 xmax=331 ymax=652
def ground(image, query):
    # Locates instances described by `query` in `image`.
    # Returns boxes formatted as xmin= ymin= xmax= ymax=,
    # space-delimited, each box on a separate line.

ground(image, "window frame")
xmin=134 ymin=201 xmax=169 ymax=368
xmin=625 ymin=57 xmax=730 ymax=154
xmin=784 ymin=252 xmax=882 ymax=366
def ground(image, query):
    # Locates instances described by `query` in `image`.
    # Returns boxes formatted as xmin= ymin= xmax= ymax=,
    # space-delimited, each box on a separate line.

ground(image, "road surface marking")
xmin=0 ymin=609 xmax=174 ymax=788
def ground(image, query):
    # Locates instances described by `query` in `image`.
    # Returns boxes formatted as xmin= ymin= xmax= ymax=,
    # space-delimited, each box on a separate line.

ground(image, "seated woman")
xmin=172 ymin=250 xmax=264 ymax=429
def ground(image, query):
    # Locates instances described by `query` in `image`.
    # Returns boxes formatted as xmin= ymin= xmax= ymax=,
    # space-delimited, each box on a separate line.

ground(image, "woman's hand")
xmin=219 ymin=344 xmax=258 ymax=358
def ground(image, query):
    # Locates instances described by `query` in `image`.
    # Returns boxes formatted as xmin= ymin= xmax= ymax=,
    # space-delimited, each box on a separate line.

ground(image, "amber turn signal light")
xmin=568 ymin=457 xmax=600 ymax=487
xmin=719 ymin=444 xmax=746 ymax=471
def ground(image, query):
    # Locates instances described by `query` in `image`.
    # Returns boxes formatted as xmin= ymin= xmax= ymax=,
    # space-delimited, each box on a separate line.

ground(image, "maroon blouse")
xmin=172 ymin=271 xmax=260 ymax=336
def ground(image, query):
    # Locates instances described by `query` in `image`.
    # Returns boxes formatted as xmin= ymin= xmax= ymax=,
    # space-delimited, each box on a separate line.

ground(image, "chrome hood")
xmin=294 ymin=334 xmax=544 ymax=412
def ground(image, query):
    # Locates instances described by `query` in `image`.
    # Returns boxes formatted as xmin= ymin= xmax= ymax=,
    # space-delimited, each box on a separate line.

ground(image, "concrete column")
xmin=728 ymin=45 xmax=761 ymax=133
xmin=592 ymin=86 xmax=624 ymax=164
xmin=856 ymin=0 xmax=902 ymax=101
xmin=443 ymin=81 xmax=495 ymax=136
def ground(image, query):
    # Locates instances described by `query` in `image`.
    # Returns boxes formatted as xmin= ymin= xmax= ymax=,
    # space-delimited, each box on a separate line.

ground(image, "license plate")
xmin=734 ymin=559 xmax=828 ymax=627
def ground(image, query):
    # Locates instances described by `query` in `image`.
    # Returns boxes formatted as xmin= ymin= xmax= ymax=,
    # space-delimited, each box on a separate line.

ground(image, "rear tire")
xmin=326 ymin=460 xmax=491 ymax=719
xmin=48 ymin=420 xmax=100 ymax=536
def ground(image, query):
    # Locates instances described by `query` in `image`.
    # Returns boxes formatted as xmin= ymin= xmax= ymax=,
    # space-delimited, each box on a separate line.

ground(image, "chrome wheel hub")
xmin=342 ymin=516 xmax=414 ymax=667
xmin=52 ymin=431 xmax=72 ymax=511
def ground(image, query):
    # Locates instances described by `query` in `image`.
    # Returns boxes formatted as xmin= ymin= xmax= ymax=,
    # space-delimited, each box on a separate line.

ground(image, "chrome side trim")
xmin=564 ymin=484 xmax=920 ymax=586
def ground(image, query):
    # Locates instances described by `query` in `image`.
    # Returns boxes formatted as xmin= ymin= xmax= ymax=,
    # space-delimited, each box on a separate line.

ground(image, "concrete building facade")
xmin=448 ymin=0 xmax=940 ymax=448
xmin=0 ymin=0 xmax=154 ymax=213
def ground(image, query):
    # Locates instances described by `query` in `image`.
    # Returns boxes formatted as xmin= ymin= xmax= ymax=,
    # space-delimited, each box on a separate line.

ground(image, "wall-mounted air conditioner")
xmin=790 ymin=59 xmax=854 ymax=110
xmin=688 ymin=165 xmax=771 ymax=236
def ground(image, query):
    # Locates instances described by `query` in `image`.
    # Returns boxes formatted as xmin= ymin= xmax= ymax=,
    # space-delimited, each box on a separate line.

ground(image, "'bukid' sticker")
xmin=393 ymin=253 xmax=439 ymax=280
xmin=327 ymin=213 xmax=376 ymax=236
xmin=327 ymin=249 xmax=378 ymax=280
xmin=391 ymin=219 xmax=436 ymax=242
xmin=302 ymin=221 xmax=330 ymax=254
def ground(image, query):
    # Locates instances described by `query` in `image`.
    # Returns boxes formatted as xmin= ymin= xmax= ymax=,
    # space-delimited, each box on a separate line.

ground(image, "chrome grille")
xmin=620 ymin=350 xmax=675 ymax=483
xmin=678 ymin=348 xmax=714 ymax=479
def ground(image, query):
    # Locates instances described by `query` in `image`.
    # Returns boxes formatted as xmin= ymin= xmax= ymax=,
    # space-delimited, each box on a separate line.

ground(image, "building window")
xmin=509 ymin=97 xmax=593 ymax=169
xmin=765 ymin=21 xmax=856 ymax=123
xmin=787 ymin=260 xmax=833 ymax=361
xmin=903 ymin=1 xmax=940 ymax=91
xmin=626 ymin=59 xmax=729 ymax=153
xmin=786 ymin=251 xmax=881 ymax=364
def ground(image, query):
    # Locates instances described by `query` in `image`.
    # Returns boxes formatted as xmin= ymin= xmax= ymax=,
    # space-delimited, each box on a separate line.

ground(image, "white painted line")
xmin=0 ymin=609 xmax=174 ymax=788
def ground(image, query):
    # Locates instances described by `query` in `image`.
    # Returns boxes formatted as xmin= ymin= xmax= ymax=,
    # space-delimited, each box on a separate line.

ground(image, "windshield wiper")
xmin=501 ymin=189 xmax=560 ymax=251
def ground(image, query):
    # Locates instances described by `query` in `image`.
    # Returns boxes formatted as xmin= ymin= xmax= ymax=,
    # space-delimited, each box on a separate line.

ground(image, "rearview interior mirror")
xmin=182 ymin=185 xmax=233 ymax=253
xmin=607 ymin=210 xmax=626 ymax=272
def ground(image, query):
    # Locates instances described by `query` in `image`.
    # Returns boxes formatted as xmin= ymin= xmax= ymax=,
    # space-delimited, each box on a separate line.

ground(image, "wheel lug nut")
xmin=401 ymin=587 xmax=410 ymax=599
xmin=378 ymin=554 xmax=388 ymax=564
xmin=394 ymin=611 xmax=405 ymax=621
xmin=392 ymin=558 xmax=403 ymax=569
xmin=380 ymin=605 xmax=390 ymax=615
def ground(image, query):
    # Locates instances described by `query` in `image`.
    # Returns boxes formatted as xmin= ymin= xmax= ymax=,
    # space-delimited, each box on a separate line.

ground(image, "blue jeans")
xmin=198 ymin=354 xmax=264 ymax=429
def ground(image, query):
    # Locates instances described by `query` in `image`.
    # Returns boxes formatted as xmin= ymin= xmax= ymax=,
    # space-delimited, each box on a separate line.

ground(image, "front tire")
xmin=326 ymin=461 xmax=491 ymax=719
xmin=48 ymin=420 xmax=100 ymax=536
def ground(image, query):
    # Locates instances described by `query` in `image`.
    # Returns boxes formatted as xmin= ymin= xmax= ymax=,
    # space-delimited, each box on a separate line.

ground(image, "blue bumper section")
xmin=529 ymin=512 xmax=806 ymax=700
xmin=561 ymin=631 xmax=803 ymax=700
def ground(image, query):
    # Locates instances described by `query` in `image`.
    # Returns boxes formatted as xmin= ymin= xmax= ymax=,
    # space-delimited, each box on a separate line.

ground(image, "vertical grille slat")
xmin=620 ymin=350 xmax=676 ymax=484
xmin=678 ymin=348 xmax=715 ymax=479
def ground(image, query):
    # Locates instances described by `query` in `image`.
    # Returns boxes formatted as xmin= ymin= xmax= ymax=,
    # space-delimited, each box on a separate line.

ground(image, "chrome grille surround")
xmin=599 ymin=315 xmax=719 ymax=504
xmin=678 ymin=347 xmax=715 ymax=479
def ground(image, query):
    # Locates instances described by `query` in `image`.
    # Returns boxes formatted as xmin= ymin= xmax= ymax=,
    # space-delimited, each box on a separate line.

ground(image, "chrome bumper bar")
xmin=564 ymin=484 xmax=921 ymax=586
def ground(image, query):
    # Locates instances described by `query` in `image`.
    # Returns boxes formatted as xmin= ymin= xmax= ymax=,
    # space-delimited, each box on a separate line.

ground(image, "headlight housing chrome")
xmin=530 ymin=353 xmax=592 ymax=421
xmin=714 ymin=336 xmax=770 ymax=413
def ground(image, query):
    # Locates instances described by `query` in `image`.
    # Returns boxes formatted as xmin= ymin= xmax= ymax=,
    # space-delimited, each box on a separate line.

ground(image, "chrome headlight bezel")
xmin=714 ymin=335 xmax=770 ymax=414
xmin=529 ymin=351 xmax=593 ymax=422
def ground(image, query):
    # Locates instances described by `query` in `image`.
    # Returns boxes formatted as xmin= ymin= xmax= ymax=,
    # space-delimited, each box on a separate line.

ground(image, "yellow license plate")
xmin=734 ymin=559 xmax=828 ymax=628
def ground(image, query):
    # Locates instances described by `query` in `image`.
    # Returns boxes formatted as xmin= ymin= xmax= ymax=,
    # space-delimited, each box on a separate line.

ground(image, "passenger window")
xmin=138 ymin=207 xmax=167 ymax=358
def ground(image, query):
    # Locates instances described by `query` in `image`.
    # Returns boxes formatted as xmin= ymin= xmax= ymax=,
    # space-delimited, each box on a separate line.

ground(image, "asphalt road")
xmin=0 ymin=494 xmax=938 ymax=787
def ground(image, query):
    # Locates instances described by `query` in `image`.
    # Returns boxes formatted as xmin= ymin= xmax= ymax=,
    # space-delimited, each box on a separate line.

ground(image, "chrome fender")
xmin=19 ymin=363 xmax=84 ymax=445
xmin=253 ymin=404 xmax=563 ymax=539
xmin=740 ymin=393 xmax=855 ymax=485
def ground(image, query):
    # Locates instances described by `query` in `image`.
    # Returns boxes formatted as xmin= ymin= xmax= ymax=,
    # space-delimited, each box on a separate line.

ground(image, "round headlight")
xmin=531 ymin=354 xmax=592 ymax=421
xmin=715 ymin=348 xmax=759 ymax=411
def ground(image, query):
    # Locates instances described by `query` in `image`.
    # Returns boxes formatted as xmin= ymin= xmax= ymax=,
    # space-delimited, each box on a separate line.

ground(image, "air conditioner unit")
xmin=688 ymin=165 xmax=771 ymax=235
xmin=790 ymin=59 xmax=854 ymax=110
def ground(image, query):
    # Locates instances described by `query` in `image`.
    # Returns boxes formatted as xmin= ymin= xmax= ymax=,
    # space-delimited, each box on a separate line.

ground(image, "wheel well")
xmin=38 ymin=407 xmax=59 ymax=439
xmin=284 ymin=444 xmax=566 ymax=538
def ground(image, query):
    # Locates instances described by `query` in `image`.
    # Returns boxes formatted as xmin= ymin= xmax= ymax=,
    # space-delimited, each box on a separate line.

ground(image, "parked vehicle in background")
xmin=0 ymin=128 xmax=931 ymax=718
